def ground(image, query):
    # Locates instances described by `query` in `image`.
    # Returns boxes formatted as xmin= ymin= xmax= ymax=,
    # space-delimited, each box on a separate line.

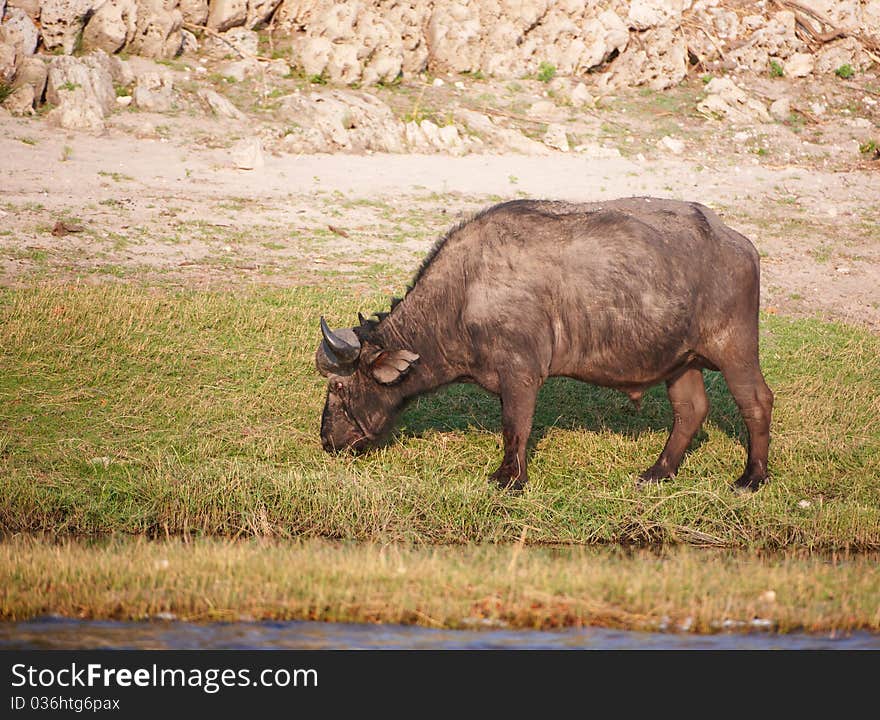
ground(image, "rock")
xmin=280 ymin=89 xmax=405 ymax=153
xmin=207 ymin=0 xmax=247 ymax=32
xmin=527 ymin=99 xmax=566 ymax=122
xmin=245 ymin=0 xmax=281 ymax=29
xmin=12 ymin=54 xmax=46 ymax=102
xmin=815 ymin=37 xmax=870 ymax=74
xmin=432 ymin=77 xmax=444 ymax=87
xmin=198 ymin=87 xmax=245 ymax=119
xmin=438 ymin=123 xmax=461 ymax=149
xmin=46 ymin=52 xmax=116 ymax=116
xmin=769 ymin=97 xmax=790 ymax=121
xmin=573 ymin=142 xmax=621 ymax=158
xmin=206 ymin=27 xmax=259 ymax=58
xmin=697 ymin=77 xmax=770 ymax=124
xmin=133 ymin=71 xmax=173 ymax=111
xmin=0 ymin=41 xmax=15 ymax=84
xmin=40 ymin=0 xmax=96 ymax=54
xmin=454 ymin=108 xmax=548 ymax=155
xmin=180 ymin=28 xmax=198 ymax=53
xmin=627 ymin=0 xmax=685 ymax=31
xmin=570 ymin=82 xmax=594 ymax=108
xmin=6 ymin=0 xmax=40 ymax=20
xmin=81 ymin=0 xmax=137 ymax=54
xmin=126 ymin=0 xmax=183 ymax=58
xmin=264 ymin=58 xmax=289 ymax=77
xmin=784 ymin=52 xmax=814 ymax=78
xmin=3 ymin=83 xmax=33 ymax=113
xmin=231 ymin=137 xmax=263 ymax=169
xmin=0 ymin=7 xmax=40 ymax=55
xmin=658 ymin=135 xmax=684 ymax=154
xmin=543 ymin=123 xmax=569 ymax=152
xmin=217 ymin=58 xmax=260 ymax=81
xmin=46 ymin=90 xmax=105 ymax=130
xmin=608 ymin=24 xmax=687 ymax=90
xmin=116 ymin=93 xmax=131 ymax=106
xmin=178 ymin=0 xmax=208 ymax=25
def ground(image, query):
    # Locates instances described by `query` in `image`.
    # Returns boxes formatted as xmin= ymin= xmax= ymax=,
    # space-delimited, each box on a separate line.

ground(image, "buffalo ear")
xmin=369 ymin=349 xmax=420 ymax=385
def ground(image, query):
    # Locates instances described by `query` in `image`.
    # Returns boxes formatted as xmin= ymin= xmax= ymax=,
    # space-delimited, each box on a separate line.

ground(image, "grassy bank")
xmin=2 ymin=536 xmax=878 ymax=634
xmin=1 ymin=284 xmax=879 ymax=548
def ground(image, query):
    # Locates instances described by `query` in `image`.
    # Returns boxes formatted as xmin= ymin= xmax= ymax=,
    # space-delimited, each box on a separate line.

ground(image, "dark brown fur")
xmin=317 ymin=197 xmax=774 ymax=492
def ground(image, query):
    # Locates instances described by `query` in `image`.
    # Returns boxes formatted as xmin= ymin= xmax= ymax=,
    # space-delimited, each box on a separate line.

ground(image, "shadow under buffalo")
xmin=391 ymin=372 xmax=747 ymax=462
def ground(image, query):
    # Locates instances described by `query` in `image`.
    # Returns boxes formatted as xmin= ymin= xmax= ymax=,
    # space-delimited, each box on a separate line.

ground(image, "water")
xmin=2 ymin=618 xmax=878 ymax=650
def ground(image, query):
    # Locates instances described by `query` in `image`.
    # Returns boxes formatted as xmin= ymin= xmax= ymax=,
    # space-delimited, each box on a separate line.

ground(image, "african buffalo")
xmin=315 ymin=198 xmax=774 ymax=492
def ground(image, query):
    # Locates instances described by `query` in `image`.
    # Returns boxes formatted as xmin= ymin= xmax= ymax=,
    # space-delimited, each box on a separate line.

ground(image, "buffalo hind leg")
xmin=719 ymin=363 xmax=774 ymax=492
xmin=490 ymin=380 xmax=540 ymax=491
xmin=638 ymin=368 xmax=709 ymax=486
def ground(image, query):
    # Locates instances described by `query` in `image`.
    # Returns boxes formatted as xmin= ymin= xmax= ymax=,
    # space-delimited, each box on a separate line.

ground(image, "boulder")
xmin=0 ymin=40 xmax=15 ymax=84
xmin=81 ymin=0 xmax=138 ymax=54
xmin=627 ymin=0 xmax=685 ymax=31
xmin=126 ymin=0 xmax=183 ymax=58
xmin=245 ymin=0 xmax=281 ymax=29
xmin=608 ymin=24 xmax=687 ymax=90
xmin=46 ymin=52 xmax=116 ymax=115
xmin=769 ymin=96 xmax=790 ymax=121
xmin=231 ymin=137 xmax=263 ymax=168
xmin=697 ymin=77 xmax=771 ymax=124
xmin=207 ymin=0 xmax=246 ymax=32
xmin=12 ymin=54 xmax=46 ymax=103
xmin=6 ymin=0 xmax=41 ymax=21
xmin=46 ymin=91 xmax=105 ymax=130
xmin=132 ymin=71 xmax=173 ymax=111
xmin=784 ymin=52 xmax=814 ymax=78
xmin=4 ymin=83 xmax=34 ymax=113
xmin=40 ymin=0 xmax=96 ymax=54
xmin=543 ymin=124 xmax=570 ymax=152
xmin=198 ymin=87 xmax=245 ymax=119
xmin=179 ymin=0 xmax=208 ymax=25
xmin=453 ymin=108 xmax=549 ymax=155
xmin=0 ymin=7 xmax=40 ymax=55
xmin=815 ymin=37 xmax=871 ymax=73
xmin=280 ymin=89 xmax=404 ymax=153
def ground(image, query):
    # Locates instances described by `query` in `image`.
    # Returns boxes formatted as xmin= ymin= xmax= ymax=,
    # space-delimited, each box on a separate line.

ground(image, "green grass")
xmin=0 ymin=285 xmax=878 ymax=548
xmin=536 ymin=62 xmax=556 ymax=83
xmin=2 ymin=536 xmax=879 ymax=633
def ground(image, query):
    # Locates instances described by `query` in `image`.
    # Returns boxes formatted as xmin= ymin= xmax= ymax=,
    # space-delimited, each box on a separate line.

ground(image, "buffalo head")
xmin=316 ymin=316 xmax=419 ymax=453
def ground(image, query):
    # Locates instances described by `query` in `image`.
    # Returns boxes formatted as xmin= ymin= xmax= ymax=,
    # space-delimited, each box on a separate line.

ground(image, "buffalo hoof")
xmin=490 ymin=468 xmax=526 ymax=492
xmin=636 ymin=464 xmax=674 ymax=487
xmin=732 ymin=473 xmax=768 ymax=494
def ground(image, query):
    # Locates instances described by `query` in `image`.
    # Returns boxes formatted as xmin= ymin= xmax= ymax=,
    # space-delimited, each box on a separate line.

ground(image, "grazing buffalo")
xmin=316 ymin=198 xmax=773 ymax=492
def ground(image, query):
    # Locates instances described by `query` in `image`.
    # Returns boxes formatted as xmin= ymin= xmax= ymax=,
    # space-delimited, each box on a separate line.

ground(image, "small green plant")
xmin=860 ymin=140 xmax=878 ymax=158
xmin=701 ymin=74 xmax=713 ymax=84
xmin=537 ymin=62 xmax=556 ymax=83
xmin=308 ymin=73 xmax=327 ymax=85
xmin=60 ymin=81 xmax=81 ymax=92
xmin=769 ymin=60 xmax=784 ymax=78
xmin=0 ymin=82 xmax=12 ymax=103
xmin=18 ymin=136 xmax=37 ymax=146
xmin=60 ymin=145 xmax=73 ymax=162
xmin=508 ymin=174 xmax=519 ymax=184
xmin=835 ymin=64 xmax=855 ymax=79
xmin=114 ymin=84 xmax=131 ymax=97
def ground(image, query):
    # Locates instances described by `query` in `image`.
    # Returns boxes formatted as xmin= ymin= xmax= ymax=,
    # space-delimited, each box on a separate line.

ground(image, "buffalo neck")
xmin=371 ymin=273 xmax=466 ymax=398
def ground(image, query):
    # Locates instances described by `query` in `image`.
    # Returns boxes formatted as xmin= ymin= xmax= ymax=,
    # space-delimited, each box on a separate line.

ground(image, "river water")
xmin=2 ymin=619 xmax=877 ymax=650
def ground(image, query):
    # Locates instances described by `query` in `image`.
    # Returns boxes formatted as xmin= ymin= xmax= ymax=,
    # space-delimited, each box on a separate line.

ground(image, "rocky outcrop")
xmin=280 ymin=88 xmax=405 ymax=153
xmin=126 ymin=0 xmax=184 ymax=58
xmin=0 ymin=6 xmax=39 ymax=54
xmin=40 ymin=0 xmax=96 ymax=54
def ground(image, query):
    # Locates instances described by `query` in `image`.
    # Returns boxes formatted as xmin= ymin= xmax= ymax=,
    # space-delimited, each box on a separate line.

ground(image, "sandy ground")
xmin=1 ymin=111 xmax=879 ymax=329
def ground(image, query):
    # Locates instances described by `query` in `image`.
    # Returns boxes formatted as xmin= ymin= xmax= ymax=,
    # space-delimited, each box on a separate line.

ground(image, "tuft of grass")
xmin=835 ymin=64 xmax=855 ymax=79
xmin=769 ymin=60 xmax=784 ymax=78
xmin=60 ymin=145 xmax=73 ymax=162
xmin=0 ymin=82 xmax=12 ymax=103
xmin=2 ymin=536 xmax=880 ymax=634
xmin=536 ymin=62 xmax=557 ymax=83
xmin=0 ymin=285 xmax=878 ymax=549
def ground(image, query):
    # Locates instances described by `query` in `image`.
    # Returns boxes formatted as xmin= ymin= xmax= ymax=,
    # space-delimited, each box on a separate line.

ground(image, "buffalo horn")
xmin=320 ymin=316 xmax=361 ymax=363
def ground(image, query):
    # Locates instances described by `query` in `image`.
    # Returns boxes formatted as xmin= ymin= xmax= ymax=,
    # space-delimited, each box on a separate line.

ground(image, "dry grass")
xmin=1 ymin=536 xmax=878 ymax=634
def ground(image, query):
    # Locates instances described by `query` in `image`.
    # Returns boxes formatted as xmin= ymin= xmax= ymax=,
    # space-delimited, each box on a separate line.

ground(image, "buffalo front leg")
xmin=490 ymin=380 xmax=540 ymax=491
xmin=638 ymin=368 xmax=709 ymax=486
